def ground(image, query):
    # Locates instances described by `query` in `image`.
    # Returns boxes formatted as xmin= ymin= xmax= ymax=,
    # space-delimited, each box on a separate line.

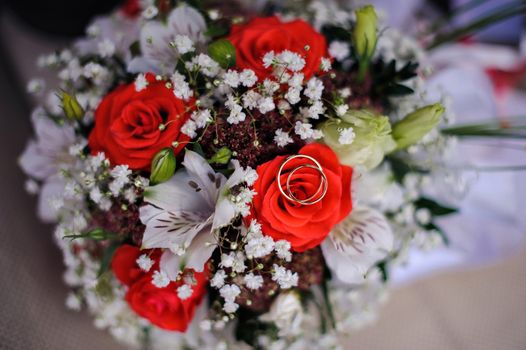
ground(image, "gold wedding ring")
xmin=277 ymin=154 xmax=328 ymax=206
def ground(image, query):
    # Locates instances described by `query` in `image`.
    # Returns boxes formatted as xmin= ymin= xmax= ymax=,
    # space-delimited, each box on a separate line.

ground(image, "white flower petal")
xmin=322 ymin=206 xmax=394 ymax=284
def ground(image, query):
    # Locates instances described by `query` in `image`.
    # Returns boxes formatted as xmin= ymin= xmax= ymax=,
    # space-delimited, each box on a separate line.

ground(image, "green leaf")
xmin=64 ymin=228 xmax=118 ymax=241
xmin=205 ymin=23 xmax=229 ymax=38
xmin=383 ymin=83 xmax=414 ymax=96
xmin=415 ymin=197 xmax=458 ymax=216
xmin=191 ymin=143 xmax=206 ymax=157
xmin=424 ymin=222 xmax=450 ymax=246
xmin=129 ymin=40 xmax=141 ymax=57
xmin=428 ymin=2 xmax=526 ymax=49
xmin=97 ymin=241 xmax=120 ymax=277
xmin=208 ymin=39 xmax=236 ymax=69
xmin=95 ymin=272 xmax=114 ymax=301
xmin=376 ymin=260 xmax=389 ymax=282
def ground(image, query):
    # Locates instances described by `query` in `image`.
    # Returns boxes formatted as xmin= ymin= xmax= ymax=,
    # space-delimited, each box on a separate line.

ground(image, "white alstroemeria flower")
xmin=128 ymin=5 xmax=206 ymax=74
xmin=74 ymin=15 xmax=139 ymax=62
xmin=19 ymin=109 xmax=77 ymax=222
xmin=140 ymin=150 xmax=252 ymax=278
xmin=260 ymin=292 xmax=304 ymax=337
xmin=321 ymin=206 xmax=394 ymax=284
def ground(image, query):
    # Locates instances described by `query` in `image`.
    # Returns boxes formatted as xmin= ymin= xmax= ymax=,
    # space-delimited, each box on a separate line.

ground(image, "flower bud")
xmin=353 ymin=5 xmax=378 ymax=60
xmin=61 ymin=91 xmax=84 ymax=121
xmin=150 ymin=148 xmax=176 ymax=185
xmin=392 ymin=103 xmax=445 ymax=150
xmin=319 ymin=109 xmax=396 ymax=170
xmin=208 ymin=39 xmax=236 ymax=69
xmin=208 ymin=146 xmax=232 ymax=165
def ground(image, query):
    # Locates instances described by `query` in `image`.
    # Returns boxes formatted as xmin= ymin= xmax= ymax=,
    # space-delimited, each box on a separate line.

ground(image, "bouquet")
xmin=20 ymin=0 xmax=524 ymax=349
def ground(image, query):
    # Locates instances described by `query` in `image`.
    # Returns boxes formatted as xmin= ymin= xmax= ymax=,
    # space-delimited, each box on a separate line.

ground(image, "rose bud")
xmin=352 ymin=5 xmax=378 ymax=81
xmin=150 ymin=147 xmax=176 ymax=185
xmin=61 ymin=91 xmax=84 ymax=121
xmin=392 ymin=103 xmax=445 ymax=150
xmin=319 ymin=109 xmax=396 ymax=170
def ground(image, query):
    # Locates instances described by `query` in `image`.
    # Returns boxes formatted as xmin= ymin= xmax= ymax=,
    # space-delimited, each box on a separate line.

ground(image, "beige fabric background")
xmin=1 ymin=11 xmax=525 ymax=350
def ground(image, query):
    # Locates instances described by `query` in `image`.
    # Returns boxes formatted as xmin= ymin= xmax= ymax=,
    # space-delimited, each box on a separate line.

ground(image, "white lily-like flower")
xmin=19 ymin=108 xmax=77 ymax=222
xmin=128 ymin=5 xmax=206 ymax=74
xmin=140 ymin=150 xmax=254 ymax=278
xmin=321 ymin=206 xmax=394 ymax=284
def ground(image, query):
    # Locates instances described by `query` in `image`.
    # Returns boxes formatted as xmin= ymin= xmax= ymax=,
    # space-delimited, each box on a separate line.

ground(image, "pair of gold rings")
xmin=277 ymin=154 xmax=328 ymax=206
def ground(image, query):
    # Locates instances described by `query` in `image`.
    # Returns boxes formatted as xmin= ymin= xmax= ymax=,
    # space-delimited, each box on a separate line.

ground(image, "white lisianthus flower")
xmin=321 ymin=206 xmax=394 ymax=284
xmin=260 ymin=292 xmax=304 ymax=337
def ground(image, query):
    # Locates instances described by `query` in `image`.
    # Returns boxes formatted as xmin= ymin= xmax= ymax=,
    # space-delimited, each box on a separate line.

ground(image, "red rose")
xmin=125 ymin=269 xmax=208 ymax=331
xmin=88 ymin=73 xmax=191 ymax=171
xmin=249 ymin=143 xmax=353 ymax=252
xmin=227 ymin=16 xmax=328 ymax=80
xmin=111 ymin=245 xmax=160 ymax=286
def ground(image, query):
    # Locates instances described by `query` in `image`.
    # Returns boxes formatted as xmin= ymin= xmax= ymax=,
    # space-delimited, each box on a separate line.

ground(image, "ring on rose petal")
xmin=277 ymin=154 xmax=328 ymax=206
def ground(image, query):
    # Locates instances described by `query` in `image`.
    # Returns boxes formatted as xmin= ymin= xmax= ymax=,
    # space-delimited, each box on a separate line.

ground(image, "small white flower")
xmin=274 ymin=129 xmax=293 ymax=148
xmin=304 ymin=77 xmax=324 ymax=100
xmin=195 ymin=54 xmax=221 ymax=77
xmin=24 ymin=179 xmax=39 ymax=194
xmin=272 ymin=265 xmax=298 ymax=289
xmin=124 ymin=187 xmax=138 ymax=203
xmin=240 ymin=69 xmax=258 ymax=87
xmin=223 ymin=301 xmax=239 ymax=314
xmin=181 ymin=120 xmax=198 ymax=138
xmin=191 ymin=109 xmax=212 ymax=128
xmin=294 ymin=121 xmax=315 ymax=140
xmin=277 ymin=50 xmax=305 ymax=72
xmin=244 ymin=168 xmax=258 ymax=187
xmin=65 ymin=293 xmax=81 ymax=311
xmin=321 ymin=57 xmax=332 ymax=72
xmin=248 ymin=219 xmax=262 ymax=237
xmin=335 ymin=104 xmax=349 ymax=117
xmin=136 ymin=254 xmax=154 ymax=272
xmin=338 ymin=127 xmax=356 ymax=145
xmin=220 ymin=252 xmax=235 ymax=269
xmin=26 ymin=78 xmax=45 ymax=95
xmin=263 ymin=79 xmax=279 ymax=95
xmin=223 ymin=70 xmax=240 ymax=88
xmin=173 ymin=34 xmax=194 ymax=54
xmin=415 ymin=208 xmax=432 ymax=225
xmin=135 ymin=73 xmax=149 ymax=92
xmin=244 ymin=273 xmax=264 ymax=290
xmin=257 ymin=96 xmax=275 ymax=114
xmin=171 ymin=72 xmax=193 ymax=100
xmin=211 ymin=269 xmax=227 ymax=288
xmin=110 ymin=165 xmax=132 ymax=185
xmin=142 ymin=5 xmax=159 ymax=19
xmin=339 ymin=87 xmax=352 ymax=98
xmin=242 ymin=90 xmax=261 ymax=110
xmin=219 ymin=284 xmax=241 ymax=302
xmin=285 ymin=87 xmax=301 ymax=105
xmin=245 ymin=236 xmax=275 ymax=259
xmin=97 ymin=39 xmax=115 ymax=58
xmin=329 ymin=41 xmax=350 ymax=61
xmin=288 ymin=73 xmax=304 ymax=88
xmin=152 ymin=270 xmax=170 ymax=288
xmin=275 ymin=240 xmax=292 ymax=262
xmin=177 ymin=284 xmax=193 ymax=300
xmin=262 ymin=51 xmax=275 ymax=68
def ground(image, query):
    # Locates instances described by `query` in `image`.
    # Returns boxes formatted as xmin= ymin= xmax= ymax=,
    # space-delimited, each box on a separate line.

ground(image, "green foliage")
xmin=414 ymin=197 xmax=458 ymax=217
xmin=98 ymin=240 xmax=121 ymax=277
xmin=370 ymin=59 xmax=418 ymax=107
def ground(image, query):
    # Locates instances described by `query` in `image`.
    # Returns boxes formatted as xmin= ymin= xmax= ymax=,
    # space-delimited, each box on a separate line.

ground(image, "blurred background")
xmin=0 ymin=0 xmax=525 ymax=349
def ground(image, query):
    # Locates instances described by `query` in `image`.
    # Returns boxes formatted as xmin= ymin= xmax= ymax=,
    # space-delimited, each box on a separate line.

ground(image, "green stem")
xmin=356 ymin=59 xmax=369 ymax=83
